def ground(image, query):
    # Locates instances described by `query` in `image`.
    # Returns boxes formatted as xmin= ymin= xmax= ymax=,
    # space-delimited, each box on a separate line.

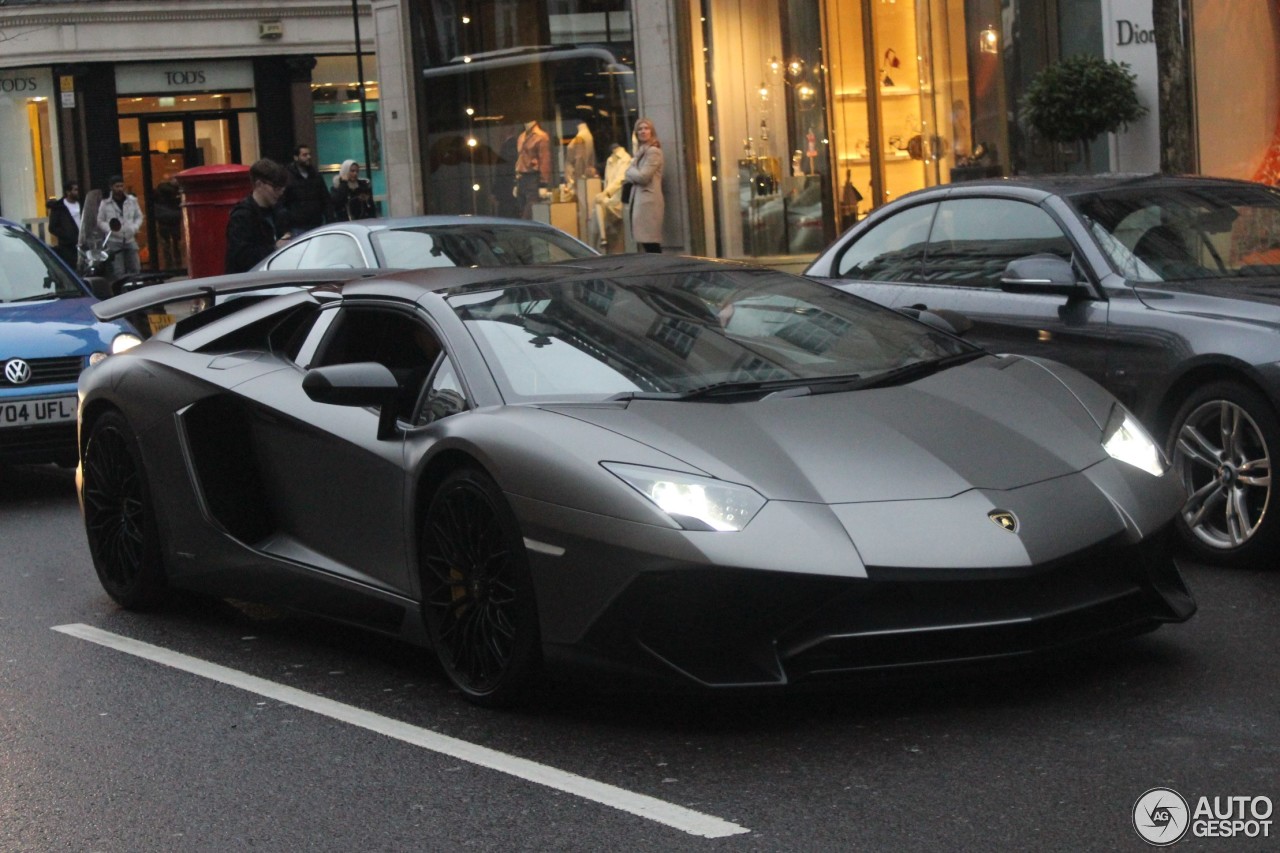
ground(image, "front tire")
xmin=1167 ymin=381 xmax=1279 ymax=567
xmin=419 ymin=468 xmax=541 ymax=706
xmin=81 ymin=411 xmax=168 ymax=607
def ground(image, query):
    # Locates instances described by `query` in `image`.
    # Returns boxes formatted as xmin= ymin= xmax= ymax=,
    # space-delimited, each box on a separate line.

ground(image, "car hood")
xmin=0 ymin=296 xmax=130 ymax=356
xmin=544 ymin=355 xmax=1114 ymax=503
xmin=1133 ymin=275 xmax=1280 ymax=324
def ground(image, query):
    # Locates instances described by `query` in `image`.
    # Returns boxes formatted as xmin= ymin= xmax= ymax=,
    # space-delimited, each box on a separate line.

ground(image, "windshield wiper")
xmin=851 ymin=350 xmax=987 ymax=391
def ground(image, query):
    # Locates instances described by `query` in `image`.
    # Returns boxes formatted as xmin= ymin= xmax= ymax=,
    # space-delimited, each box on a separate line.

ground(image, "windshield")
xmin=448 ymin=267 xmax=975 ymax=403
xmin=371 ymin=225 xmax=594 ymax=268
xmin=0 ymin=226 xmax=86 ymax=303
xmin=1072 ymin=183 xmax=1280 ymax=282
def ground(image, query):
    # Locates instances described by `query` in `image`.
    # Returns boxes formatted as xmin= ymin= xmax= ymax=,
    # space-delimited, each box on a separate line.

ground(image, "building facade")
xmin=0 ymin=0 xmax=379 ymax=270
xmin=2 ymin=0 xmax=1277 ymax=270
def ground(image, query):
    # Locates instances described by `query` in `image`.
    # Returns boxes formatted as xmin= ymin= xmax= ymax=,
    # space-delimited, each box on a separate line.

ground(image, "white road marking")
xmin=52 ymin=623 xmax=749 ymax=839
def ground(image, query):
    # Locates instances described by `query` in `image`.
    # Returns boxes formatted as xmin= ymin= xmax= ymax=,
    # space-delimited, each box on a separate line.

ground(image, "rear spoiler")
xmin=91 ymin=269 xmax=380 ymax=322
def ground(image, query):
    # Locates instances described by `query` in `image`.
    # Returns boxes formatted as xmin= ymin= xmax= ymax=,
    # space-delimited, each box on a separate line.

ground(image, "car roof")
xmin=305 ymin=215 xmax=577 ymax=234
xmin=912 ymin=173 xmax=1271 ymax=200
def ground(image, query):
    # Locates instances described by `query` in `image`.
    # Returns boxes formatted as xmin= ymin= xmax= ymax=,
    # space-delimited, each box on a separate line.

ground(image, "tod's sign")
xmin=115 ymin=61 xmax=253 ymax=95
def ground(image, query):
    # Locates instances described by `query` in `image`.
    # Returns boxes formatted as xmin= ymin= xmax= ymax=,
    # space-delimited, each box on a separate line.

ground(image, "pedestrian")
xmin=623 ymin=118 xmax=665 ymax=253
xmin=224 ymin=158 xmax=292 ymax=274
xmin=282 ymin=144 xmax=333 ymax=233
xmin=331 ymin=159 xmax=377 ymax=221
xmin=46 ymin=181 xmax=82 ymax=269
xmin=152 ymin=176 xmax=184 ymax=269
xmin=95 ymin=176 xmax=144 ymax=277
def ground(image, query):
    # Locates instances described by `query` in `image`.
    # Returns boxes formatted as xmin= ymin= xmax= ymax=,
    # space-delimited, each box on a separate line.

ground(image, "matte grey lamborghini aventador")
xmin=78 ymin=255 xmax=1195 ymax=705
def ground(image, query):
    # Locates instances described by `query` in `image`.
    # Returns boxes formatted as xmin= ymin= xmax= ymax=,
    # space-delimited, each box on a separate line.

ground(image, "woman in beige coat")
xmin=624 ymin=118 xmax=664 ymax=252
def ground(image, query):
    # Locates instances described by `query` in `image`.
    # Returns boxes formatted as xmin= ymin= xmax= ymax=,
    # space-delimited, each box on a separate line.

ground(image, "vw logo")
xmin=4 ymin=358 xmax=31 ymax=385
xmin=988 ymin=510 xmax=1018 ymax=533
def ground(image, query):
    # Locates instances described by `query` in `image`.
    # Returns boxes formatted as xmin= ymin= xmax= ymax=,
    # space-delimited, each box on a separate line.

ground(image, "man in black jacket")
xmin=47 ymin=181 xmax=82 ymax=268
xmin=282 ymin=144 xmax=332 ymax=234
xmin=224 ymin=159 xmax=292 ymax=274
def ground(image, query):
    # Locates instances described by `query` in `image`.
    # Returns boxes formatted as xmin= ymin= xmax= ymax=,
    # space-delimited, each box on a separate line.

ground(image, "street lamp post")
xmin=351 ymin=0 xmax=372 ymax=178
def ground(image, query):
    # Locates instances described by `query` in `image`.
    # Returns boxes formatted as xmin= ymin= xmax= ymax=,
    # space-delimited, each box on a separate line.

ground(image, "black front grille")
xmin=0 ymin=356 xmax=84 ymax=387
xmin=0 ymin=422 xmax=77 ymax=464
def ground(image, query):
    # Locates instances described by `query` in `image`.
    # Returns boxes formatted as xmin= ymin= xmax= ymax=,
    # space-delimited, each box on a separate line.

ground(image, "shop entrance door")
xmin=120 ymin=114 xmax=243 ymax=271
xmin=823 ymin=0 xmax=985 ymax=214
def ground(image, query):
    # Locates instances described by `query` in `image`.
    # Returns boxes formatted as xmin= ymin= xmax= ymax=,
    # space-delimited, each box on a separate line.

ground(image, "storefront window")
xmin=411 ymin=1 xmax=637 ymax=245
xmin=702 ymin=0 xmax=1016 ymax=260
xmin=110 ymin=61 xmax=261 ymax=271
xmin=0 ymin=68 xmax=60 ymax=233
xmin=311 ymin=55 xmax=383 ymax=208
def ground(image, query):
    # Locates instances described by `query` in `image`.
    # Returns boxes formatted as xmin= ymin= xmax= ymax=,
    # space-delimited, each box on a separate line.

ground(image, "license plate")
xmin=0 ymin=397 xmax=77 ymax=428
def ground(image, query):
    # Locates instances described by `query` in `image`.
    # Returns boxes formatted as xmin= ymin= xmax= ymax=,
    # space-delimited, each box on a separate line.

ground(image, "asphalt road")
xmin=2 ymin=462 xmax=1276 ymax=852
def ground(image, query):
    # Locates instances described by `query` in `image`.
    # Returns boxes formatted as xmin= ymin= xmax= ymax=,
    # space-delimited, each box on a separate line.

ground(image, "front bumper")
xmin=545 ymin=525 xmax=1194 ymax=689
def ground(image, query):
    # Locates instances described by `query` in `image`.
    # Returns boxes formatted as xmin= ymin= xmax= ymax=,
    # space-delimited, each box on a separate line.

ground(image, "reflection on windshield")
xmin=450 ymin=267 xmax=974 ymax=402
xmin=1074 ymin=184 xmax=1280 ymax=282
xmin=372 ymin=226 xmax=592 ymax=268
xmin=0 ymin=227 xmax=85 ymax=303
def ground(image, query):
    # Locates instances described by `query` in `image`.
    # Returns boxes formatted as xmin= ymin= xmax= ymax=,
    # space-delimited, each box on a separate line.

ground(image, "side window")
xmin=265 ymin=239 xmax=310 ymax=270
xmin=924 ymin=198 xmax=1073 ymax=288
xmin=835 ymin=203 xmax=935 ymax=281
xmin=300 ymin=234 xmax=366 ymax=269
xmin=415 ymin=356 xmax=469 ymax=426
xmin=313 ymin=308 xmax=443 ymax=422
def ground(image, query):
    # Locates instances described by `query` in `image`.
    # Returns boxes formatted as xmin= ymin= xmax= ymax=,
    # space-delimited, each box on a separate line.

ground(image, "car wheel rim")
xmin=1173 ymin=399 xmax=1272 ymax=551
xmin=83 ymin=425 xmax=146 ymax=588
xmin=423 ymin=484 xmax=518 ymax=693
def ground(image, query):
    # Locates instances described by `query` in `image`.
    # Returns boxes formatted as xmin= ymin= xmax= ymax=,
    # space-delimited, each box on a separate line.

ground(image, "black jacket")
xmin=47 ymin=198 xmax=80 ymax=247
xmin=224 ymin=196 xmax=286 ymax=274
xmin=282 ymin=162 xmax=333 ymax=233
xmin=331 ymin=179 xmax=377 ymax=222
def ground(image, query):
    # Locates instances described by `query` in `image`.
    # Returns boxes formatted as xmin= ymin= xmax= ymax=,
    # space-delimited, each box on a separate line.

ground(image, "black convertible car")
xmin=79 ymin=255 xmax=1194 ymax=705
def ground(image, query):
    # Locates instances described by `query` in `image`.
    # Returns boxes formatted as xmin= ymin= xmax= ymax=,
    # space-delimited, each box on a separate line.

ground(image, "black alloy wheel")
xmin=82 ymin=411 xmax=167 ymax=607
xmin=1168 ymin=381 xmax=1279 ymax=567
xmin=420 ymin=468 xmax=541 ymax=706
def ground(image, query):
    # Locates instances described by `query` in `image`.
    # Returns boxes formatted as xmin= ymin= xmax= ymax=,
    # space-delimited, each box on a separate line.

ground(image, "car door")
xmin=882 ymin=196 xmax=1109 ymax=384
xmin=823 ymin=200 xmax=937 ymax=310
xmin=231 ymin=302 xmax=442 ymax=596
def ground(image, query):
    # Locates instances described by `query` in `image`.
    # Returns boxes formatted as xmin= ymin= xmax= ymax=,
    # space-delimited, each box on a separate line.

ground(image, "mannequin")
xmin=514 ymin=119 xmax=551 ymax=218
xmin=590 ymin=142 xmax=632 ymax=252
xmin=565 ymin=121 xmax=595 ymax=184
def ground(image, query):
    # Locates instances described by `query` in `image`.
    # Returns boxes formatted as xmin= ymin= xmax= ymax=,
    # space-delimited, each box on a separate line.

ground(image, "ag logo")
xmin=1133 ymin=787 xmax=1190 ymax=845
xmin=988 ymin=509 xmax=1018 ymax=532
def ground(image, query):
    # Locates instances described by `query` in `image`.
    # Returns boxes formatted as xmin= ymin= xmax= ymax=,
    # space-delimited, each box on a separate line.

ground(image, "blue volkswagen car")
xmin=0 ymin=218 xmax=140 ymax=467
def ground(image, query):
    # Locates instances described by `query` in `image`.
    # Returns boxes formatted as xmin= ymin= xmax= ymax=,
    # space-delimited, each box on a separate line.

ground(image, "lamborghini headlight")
xmin=602 ymin=463 xmax=766 ymax=531
xmin=1102 ymin=404 xmax=1165 ymax=476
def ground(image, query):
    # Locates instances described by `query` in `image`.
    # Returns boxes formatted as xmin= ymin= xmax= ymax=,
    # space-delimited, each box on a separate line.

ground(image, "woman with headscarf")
xmin=623 ymin=118 xmax=664 ymax=253
xmin=331 ymin=159 xmax=377 ymax=221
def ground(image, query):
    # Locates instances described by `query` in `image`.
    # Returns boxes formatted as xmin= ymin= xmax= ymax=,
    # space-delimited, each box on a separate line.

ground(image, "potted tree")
xmin=1022 ymin=54 xmax=1147 ymax=172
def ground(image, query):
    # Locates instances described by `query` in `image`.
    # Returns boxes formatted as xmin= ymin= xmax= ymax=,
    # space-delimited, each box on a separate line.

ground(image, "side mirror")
xmin=898 ymin=305 xmax=974 ymax=336
xmin=303 ymin=361 xmax=400 ymax=407
xmin=1000 ymin=254 xmax=1087 ymax=297
xmin=303 ymin=362 xmax=403 ymax=439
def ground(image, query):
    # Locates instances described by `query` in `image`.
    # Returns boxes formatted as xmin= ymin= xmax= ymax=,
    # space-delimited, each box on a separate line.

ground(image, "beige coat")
xmin=624 ymin=143 xmax=664 ymax=245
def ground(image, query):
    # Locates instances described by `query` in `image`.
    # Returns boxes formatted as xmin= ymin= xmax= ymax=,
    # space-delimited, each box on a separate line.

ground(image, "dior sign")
xmin=1116 ymin=20 xmax=1156 ymax=46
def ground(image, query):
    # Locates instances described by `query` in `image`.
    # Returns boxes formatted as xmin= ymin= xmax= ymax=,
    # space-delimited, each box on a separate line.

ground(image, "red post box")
xmin=176 ymin=164 xmax=250 ymax=278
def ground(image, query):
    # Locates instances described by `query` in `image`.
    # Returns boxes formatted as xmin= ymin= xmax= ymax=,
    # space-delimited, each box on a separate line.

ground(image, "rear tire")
xmin=82 ymin=411 xmax=168 ymax=608
xmin=419 ymin=468 xmax=541 ymax=707
xmin=1167 ymin=381 xmax=1279 ymax=567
